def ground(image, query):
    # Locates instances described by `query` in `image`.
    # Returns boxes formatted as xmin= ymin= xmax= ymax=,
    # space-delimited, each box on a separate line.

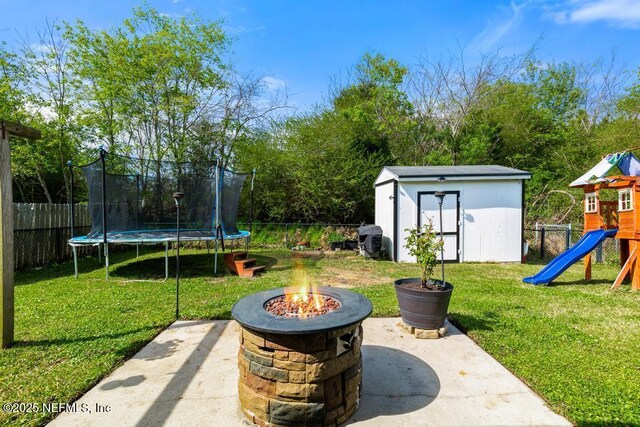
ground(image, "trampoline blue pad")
xmin=69 ymin=229 xmax=250 ymax=245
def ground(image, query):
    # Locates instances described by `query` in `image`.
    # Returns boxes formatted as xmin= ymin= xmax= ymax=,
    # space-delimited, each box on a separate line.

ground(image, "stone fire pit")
xmin=232 ymin=286 xmax=372 ymax=426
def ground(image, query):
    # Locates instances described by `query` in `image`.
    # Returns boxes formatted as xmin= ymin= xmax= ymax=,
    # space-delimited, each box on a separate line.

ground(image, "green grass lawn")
xmin=1 ymin=248 xmax=639 ymax=426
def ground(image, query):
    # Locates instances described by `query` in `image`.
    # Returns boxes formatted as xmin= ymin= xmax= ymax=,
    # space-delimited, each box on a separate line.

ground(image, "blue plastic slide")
xmin=523 ymin=228 xmax=618 ymax=285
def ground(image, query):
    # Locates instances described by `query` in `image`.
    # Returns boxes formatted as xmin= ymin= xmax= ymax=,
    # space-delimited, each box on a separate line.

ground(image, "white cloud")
xmin=261 ymin=76 xmax=287 ymax=91
xmin=471 ymin=1 xmax=528 ymax=52
xmin=30 ymin=43 xmax=53 ymax=53
xmin=552 ymin=0 xmax=640 ymax=28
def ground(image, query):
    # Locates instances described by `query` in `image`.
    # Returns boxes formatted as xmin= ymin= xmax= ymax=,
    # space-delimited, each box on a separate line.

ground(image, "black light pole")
xmin=434 ymin=192 xmax=446 ymax=285
xmin=173 ymin=192 xmax=184 ymax=319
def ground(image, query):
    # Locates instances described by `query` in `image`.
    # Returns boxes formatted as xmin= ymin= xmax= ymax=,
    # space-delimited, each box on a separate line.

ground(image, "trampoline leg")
xmin=206 ymin=240 xmax=210 ymax=254
xmin=105 ymin=244 xmax=110 ymax=280
xmin=214 ymin=240 xmax=218 ymax=275
xmin=164 ymin=242 xmax=169 ymax=282
xmin=98 ymin=243 xmax=101 ymax=263
xmin=136 ymin=244 xmax=140 ymax=258
xmin=73 ymin=246 xmax=78 ymax=278
xmin=245 ymin=236 xmax=249 ymax=253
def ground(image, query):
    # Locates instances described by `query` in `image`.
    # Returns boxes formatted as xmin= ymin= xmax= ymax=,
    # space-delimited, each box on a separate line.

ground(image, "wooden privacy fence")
xmin=13 ymin=203 xmax=92 ymax=270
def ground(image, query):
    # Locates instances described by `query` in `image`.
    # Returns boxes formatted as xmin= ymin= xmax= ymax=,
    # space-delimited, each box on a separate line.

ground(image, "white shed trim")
xmin=389 ymin=175 xmax=531 ymax=183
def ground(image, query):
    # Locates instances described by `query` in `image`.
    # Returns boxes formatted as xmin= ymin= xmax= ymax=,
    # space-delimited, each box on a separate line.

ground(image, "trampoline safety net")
xmin=81 ymin=151 xmax=247 ymax=240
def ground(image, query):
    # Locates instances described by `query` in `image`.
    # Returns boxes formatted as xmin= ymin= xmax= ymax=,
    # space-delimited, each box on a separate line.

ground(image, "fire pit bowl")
xmin=232 ymin=286 xmax=372 ymax=426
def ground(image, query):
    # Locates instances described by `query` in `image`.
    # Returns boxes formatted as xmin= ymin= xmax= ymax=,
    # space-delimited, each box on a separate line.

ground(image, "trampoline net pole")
xmin=100 ymin=148 xmax=108 ymax=280
xmin=249 ymin=169 xmax=256 ymax=234
xmin=214 ymin=158 xmax=220 ymax=275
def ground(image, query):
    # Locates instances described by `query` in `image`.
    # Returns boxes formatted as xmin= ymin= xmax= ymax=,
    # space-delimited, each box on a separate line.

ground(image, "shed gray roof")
xmin=383 ymin=165 xmax=531 ymax=179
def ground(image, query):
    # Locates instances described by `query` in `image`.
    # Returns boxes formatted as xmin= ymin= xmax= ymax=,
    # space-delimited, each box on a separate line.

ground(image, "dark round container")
xmin=394 ymin=278 xmax=453 ymax=329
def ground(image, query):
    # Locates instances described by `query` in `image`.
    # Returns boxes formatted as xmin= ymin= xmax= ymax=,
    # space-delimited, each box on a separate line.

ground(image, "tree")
xmin=0 ymin=43 xmax=26 ymax=122
xmin=12 ymin=21 xmax=79 ymax=202
xmin=332 ymin=52 xmax=413 ymax=162
xmin=409 ymin=46 xmax=535 ymax=165
xmin=0 ymin=43 xmax=41 ymax=202
xmin=235 ymin=54 xmax=411 ymax=223
xmin=66 ymin=6 xmax=229 ymax=167
xmin=194 ymin=67 xmax=289 ymax=168
xmin=66 ymin=5 xmax=287 ymax=177
xmin=590 ymin=69 xmax=640 ymax=157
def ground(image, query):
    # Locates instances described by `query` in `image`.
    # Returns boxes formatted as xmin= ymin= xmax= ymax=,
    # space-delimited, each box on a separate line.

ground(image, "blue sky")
xmin=1 ymin=0 xmax=639 ymax=111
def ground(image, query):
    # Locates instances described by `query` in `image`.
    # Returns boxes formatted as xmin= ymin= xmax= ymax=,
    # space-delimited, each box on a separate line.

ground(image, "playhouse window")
xmin=585 ymin=193 xmax=598 ymax=213
xmin=619 ymin=189 xmax=633 ymax=212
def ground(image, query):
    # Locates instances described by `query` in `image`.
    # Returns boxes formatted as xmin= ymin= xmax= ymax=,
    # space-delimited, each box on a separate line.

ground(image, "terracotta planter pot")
xmin=394 ymin=278 xmax=453 ymax=329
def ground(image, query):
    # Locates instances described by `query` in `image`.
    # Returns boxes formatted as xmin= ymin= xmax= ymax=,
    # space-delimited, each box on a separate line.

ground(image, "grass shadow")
xmin=110 ymin=253 xmax=213 ymax=279
xmin=110 ymin=252 xmax=280 ymax=279
xmin=251 ymin=254 xmax=278 ymax=270
xmin=15 ymin=248 xmax=167 ymax=285
xmin=448 ymin=312 xmax=497 ymax=333
xmin=545 ymin=278 xmax=612 ymax=287
xmin=12 ymin=325 xmax=163 ymax=348
xmin=523 ymin=258 xmax=558 ymax=266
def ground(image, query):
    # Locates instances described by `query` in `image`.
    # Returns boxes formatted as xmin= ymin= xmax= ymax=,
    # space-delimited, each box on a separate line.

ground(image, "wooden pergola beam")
xmin=1 ymin=120 xmax=40 ymax=348
xmin=0 ymin=120 xmax=41 ymax=140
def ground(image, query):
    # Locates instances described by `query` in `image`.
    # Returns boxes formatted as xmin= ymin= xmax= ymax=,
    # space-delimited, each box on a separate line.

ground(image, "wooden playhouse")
xmin=572 ymin=152 xmax=640 ymax=290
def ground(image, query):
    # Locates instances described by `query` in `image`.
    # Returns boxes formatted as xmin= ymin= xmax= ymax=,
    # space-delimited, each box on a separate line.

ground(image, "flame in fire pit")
xmin=285 ymin=260 xmax=323 ymax=317
xmin=263 ymin=260 xmax=341 ymax=318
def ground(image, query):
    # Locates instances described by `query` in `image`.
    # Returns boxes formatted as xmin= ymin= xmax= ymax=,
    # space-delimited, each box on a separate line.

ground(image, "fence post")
xmin=285 ymin=223 xmax=289 ymax=248
xmin=595 ymin=242 xmax=603 ymax=263
xmin=540 ymin=227 xmax=546 ymax=259
xmin=55 ymin=227 xmax=62 ymax=263
xmin=565 ymin=227 xmax=571 ymax=251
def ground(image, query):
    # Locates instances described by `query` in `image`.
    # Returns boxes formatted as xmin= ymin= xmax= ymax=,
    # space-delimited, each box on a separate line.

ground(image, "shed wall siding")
xmin=461 ymin=180 xmax=522 ymax=262
xmin=393 ymin=179 xmax=522 ymax=263
xmin=374 ymin=182 xmax=395 ymax=259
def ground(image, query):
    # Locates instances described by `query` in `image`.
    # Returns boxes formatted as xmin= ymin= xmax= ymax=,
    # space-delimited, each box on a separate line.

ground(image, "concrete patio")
xmin=49 ymin=318 xmax=571 ymax=426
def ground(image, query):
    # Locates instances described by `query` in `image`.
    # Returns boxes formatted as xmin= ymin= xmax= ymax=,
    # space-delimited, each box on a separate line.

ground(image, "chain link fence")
xmin=14 ymin=226 xmax=95 ymax=271
xmin=524 ymin=226 xmax=619 ymax=264
xmin=237 ymin=222 xmax=360 ymax=250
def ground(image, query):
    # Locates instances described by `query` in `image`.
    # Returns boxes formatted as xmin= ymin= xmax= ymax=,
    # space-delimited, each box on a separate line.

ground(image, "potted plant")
xmin=394 ymin=216 xmax=454 ymax=330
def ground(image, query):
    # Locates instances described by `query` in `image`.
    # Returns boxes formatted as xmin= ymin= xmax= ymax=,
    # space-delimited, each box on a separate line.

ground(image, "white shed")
xmin=374 ymin=165 xmax=531 ymax=263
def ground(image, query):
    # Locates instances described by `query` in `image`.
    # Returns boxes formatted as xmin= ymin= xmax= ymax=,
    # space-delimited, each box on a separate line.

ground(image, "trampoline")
xmin=68 ymin=149 xmax=254 ymax=279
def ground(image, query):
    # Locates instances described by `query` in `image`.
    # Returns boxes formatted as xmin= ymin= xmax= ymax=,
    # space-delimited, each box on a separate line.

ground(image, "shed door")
xmin=418 ymin=191 xmax=460 ymax=262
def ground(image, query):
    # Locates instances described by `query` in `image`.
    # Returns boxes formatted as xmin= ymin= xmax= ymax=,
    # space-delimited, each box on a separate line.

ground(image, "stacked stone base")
xmin=238 ymin=323 xmax=363 ymax=426
xmin=397 ymin=321 xmax=448 ymax=339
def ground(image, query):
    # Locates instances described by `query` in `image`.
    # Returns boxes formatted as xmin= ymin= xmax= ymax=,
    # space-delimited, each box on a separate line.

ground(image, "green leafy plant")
xmin=404 ymin=220 xmax=444 ymax=288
